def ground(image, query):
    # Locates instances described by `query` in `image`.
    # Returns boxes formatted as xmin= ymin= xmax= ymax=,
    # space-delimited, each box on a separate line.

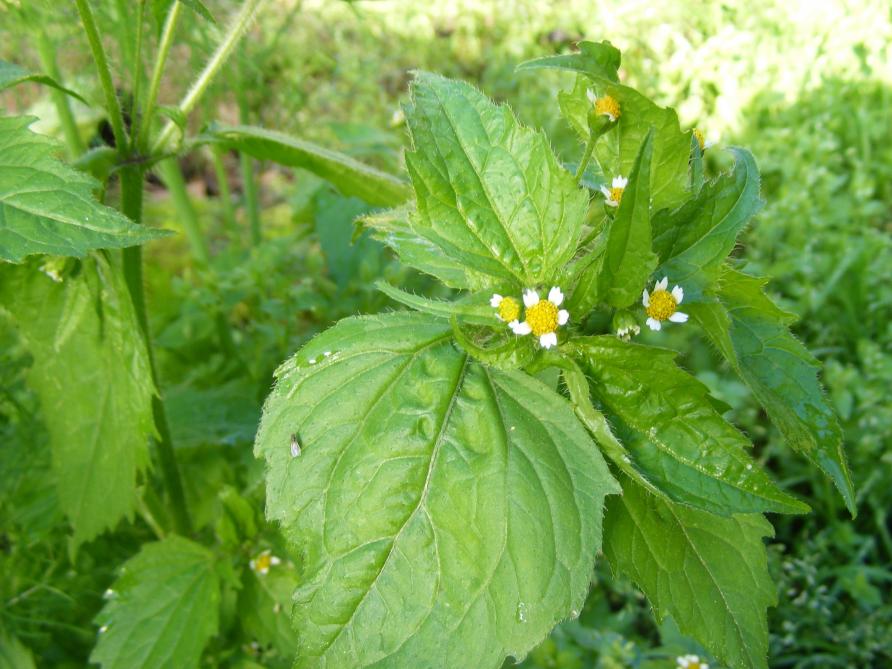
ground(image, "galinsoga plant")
xmin=254 ymin=41 xmax=854 ymax=669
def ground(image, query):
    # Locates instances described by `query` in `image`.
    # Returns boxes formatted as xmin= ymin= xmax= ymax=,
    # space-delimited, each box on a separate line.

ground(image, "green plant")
xmin=0 ymin=4 xmax=860 ymax=665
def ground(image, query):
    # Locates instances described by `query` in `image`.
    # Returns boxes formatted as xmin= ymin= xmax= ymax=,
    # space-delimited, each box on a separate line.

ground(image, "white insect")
xmin=290 ymin=433 xmax=302 ymax=458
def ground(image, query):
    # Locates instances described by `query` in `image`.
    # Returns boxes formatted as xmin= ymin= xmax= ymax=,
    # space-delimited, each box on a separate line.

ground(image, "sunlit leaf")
xmin=0 ymin=60 xmax=87 ymax=103
xmin=255 ymin=312 xmax=618 ymax=668
xmin=0 ymin=256 xmax=155 ymax=547
xmin=517 ymin=40 xmax=621 ymax=82
xmin=91 ymin=536 xmax=220 ymax=669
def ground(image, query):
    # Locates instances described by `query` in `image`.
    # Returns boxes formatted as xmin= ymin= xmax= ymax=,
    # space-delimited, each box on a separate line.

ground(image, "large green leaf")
xmin=404 ymin=72 xmax=589 ymax=290
xmin=560 ymin=76 xmax=691 ymax=212
xmin=0 ymin=60 xmax=87 ymax=103
xmin=0 ymin=257 xmax=155 ymax=547
xmin=605 ymin=477 xmax=775 ymax=669
xmin=91 ymin=536 xmax=220 ymax=669
xmin=516 ymin=40 xmax=621 ymax=82
xmin=595 ymin=128 xmax=656 ymax=309
xmin=574 ymin=336 xmax=809 ymax=515
xmin=690 ymin=268 xmax=855 ymax=514
xmin=654 ymin=148 xmax=763 ymax=298
xmin=0 ymin=629 xmax=36 ymax=669
xmin=0 ymin=116 xmax=169 ymax=262
xmin=255 ymin=312 xmax=618 ymax=668
xmin=202 ymin=124 xmax=410 ymax=207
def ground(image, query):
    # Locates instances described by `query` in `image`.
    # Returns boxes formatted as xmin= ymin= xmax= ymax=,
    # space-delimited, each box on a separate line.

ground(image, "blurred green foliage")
xmin=2 ymin=0 xmax=891 ymax=667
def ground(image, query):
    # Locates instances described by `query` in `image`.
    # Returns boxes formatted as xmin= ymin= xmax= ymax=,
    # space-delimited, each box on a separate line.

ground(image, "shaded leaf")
xmin=0 ymin=256 xmax=155 ymax=547
xmin=654 ymin=148 xmax=763 ymax=299
xmin=255 ymin=312 xmax=618 ymax=668
xmin=0 ymin=116 xmax=170 ymax=262
xmin=201 ymin=124 xmax=410 ymax=207
xmin=91 ymin=536 xmax=220 ymax=669
xmin=690 ymin=267 xmax=855 ymax=514
xmin=404 ymin=72 xmax=588 ymax=289
xmin=574 ymin=336 xmax=810 ymax=515
xmin=605 ymin=477 xmax=775 ymax=669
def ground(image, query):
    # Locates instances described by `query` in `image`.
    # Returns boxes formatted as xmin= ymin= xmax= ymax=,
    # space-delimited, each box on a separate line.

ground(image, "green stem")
xmin=210 ymin=147 xmax=239 ymax=236
xmin=130 ymin=0 xmax=147 ymax=149
xmin=156 ymin=158 xmax=211 ymax=264
xmin=153 ymin=0 xmax=266 ymax=153
xmin=575 ymin=130 xmax=597 ymax=183
xmin=240 ymin=153 xmax=262 ymax=245
xmin=74 ymin=0 xmax=128 ymax=154
xmin=138 ymin=0 xmax=183 ymax=150
xmin=35 ymin=31 xmax=85 ymax=159
xmin=120 ymin=167 xmax=192 ymax=536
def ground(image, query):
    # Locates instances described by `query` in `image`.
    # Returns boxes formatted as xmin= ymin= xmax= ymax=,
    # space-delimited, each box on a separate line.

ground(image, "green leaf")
xmin=201 ymin=124 xmax=410 ymax=207
xmin=405 ymin=72 xmax=588 ymax=289
xmin=654 ymin=148 xmax=763 ymax=298
xmin=0 ymin=60 xmax=88 ymax=104
xmin=360 ymin=205 xmax=478 ymax=289
xmin=574 ymin=336 xmax=810 ymax=515
xmin=255 ymin=312 xmax=618 ymax=668
xmin=0 ymin=629 xmax=36 ymax=669
xmin=516 ymin=40 xmax=621 ymax=82
xmin=91 ymin=536 xmax=221 ymax=669
xmin=0 ymin=116 xmax=170 ymax=262
xmin=0 ymin=256 xmax=155 ymax=547
xmin=604 ymin=477 xmax=776 ymax=669
xmin=560 ymin=76 xmax=691 ymax=212
xmin=594 ymin=128 xmax=657 ymax=310
xmin=690 ymin=268 xmax=855 ymax=514
xmin=315 ymin=191 xmax=381 ymax=287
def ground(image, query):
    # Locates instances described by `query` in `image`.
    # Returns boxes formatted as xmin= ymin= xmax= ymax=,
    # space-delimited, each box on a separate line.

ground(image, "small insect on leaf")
xmin=290 ymin=433 xmax=302 ymax=458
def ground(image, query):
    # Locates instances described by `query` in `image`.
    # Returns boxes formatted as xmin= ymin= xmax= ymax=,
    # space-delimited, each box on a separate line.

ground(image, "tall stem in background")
xmin=153 ymin=0 xmax=266 ymax=153
xmin=35 ymin=31 xmax=86 ymax=159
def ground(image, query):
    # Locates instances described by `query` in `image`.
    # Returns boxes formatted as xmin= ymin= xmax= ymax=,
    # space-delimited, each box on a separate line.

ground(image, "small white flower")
xmin=643 ymin=277 xmax=688 ymax=331
xmin=616 ymin=325 xmax=640 ymax=340
xmin=600 ymin=176 xmax=628 ymax=207
xmin=511 ymin=287 xmax=570 ymax=349
xmin=693 ymin=128 xmax=716 ymax=152
xmin=677 ymin=654 xmax=708 ymax=669
xmin=491 ymin=293 xmax=521 ymax=323
xmin=587 ymin=89 xmax=621 ymax=121
xmin=250 ymin=550 xmax=282 ymax=576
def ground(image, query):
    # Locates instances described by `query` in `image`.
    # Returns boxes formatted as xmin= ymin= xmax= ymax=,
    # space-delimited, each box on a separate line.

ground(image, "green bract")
xmin=256 ymin=41 xmax=853 ymax=669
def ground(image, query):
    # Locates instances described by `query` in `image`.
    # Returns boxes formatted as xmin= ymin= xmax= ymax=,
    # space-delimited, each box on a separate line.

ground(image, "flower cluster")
xmin=677 ymin=654 xmax=709 ymax=669
xmin=492 ymin=287 xmax=569 ymax=349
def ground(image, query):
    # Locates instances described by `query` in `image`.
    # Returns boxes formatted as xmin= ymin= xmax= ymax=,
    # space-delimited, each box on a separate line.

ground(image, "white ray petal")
xmin=548 ymin=286 xmax=564 ymax=305
xmin=669 ymin=311 xmax=688 ymax=323
xmin=642 ymin=289 xmax=650 ymax=307
xmin=558 ymin=309 xmax=569 ymax=325
xmin=490 ymin=293 xmax=503 ymax=307
xmin=540 ymin=332 xmax=558 ymax=349
xmin=613 ymin=176 xmax=628 ymax=188
xmin=671 ymin=285 xmax=684 ymax=303
xmin=646 ymin=317 xmax=662 ymax=331
xmin=522 ymin=289 xmax=539 ymax=307
xmin=656 ymin=276 xmax=668 ymax=290
xmin=512 ymin=321 xmax=532 ymax=335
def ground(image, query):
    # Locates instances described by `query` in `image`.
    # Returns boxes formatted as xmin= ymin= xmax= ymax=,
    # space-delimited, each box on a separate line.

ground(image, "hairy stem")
xmin=575 ymin=130 xmax=597 ymax=183
xmin=153 ymin=0 xmax=266 ymax=153
xmin=35 ymin=32 xmax=85 ymax=159
xmin=120 ymin=167 xmax=193 ymax=535
xmin=74 ymin=0 xmax=128 ymax=154
xmin=138 ymin=0 xmax=183 ymax=150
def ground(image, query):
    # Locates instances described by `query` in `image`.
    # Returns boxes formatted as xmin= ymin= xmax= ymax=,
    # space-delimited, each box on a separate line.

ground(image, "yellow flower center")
xmin=693 ymin=128 xmax=706 ymax=151
xmin=497 ymin=297 xmax=520 ymax=322
xmin=594 ymin=94 xmax=621 ymax=119
xmin=253 ymin=553 xmax=272 ymax=572
xmin=646 ymin=289 xmax=677 ymax=321
xmin=526 ymin=299 xmax=559 ymax=336
xmin=609 ymin=186 xmax=625 ymax=205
